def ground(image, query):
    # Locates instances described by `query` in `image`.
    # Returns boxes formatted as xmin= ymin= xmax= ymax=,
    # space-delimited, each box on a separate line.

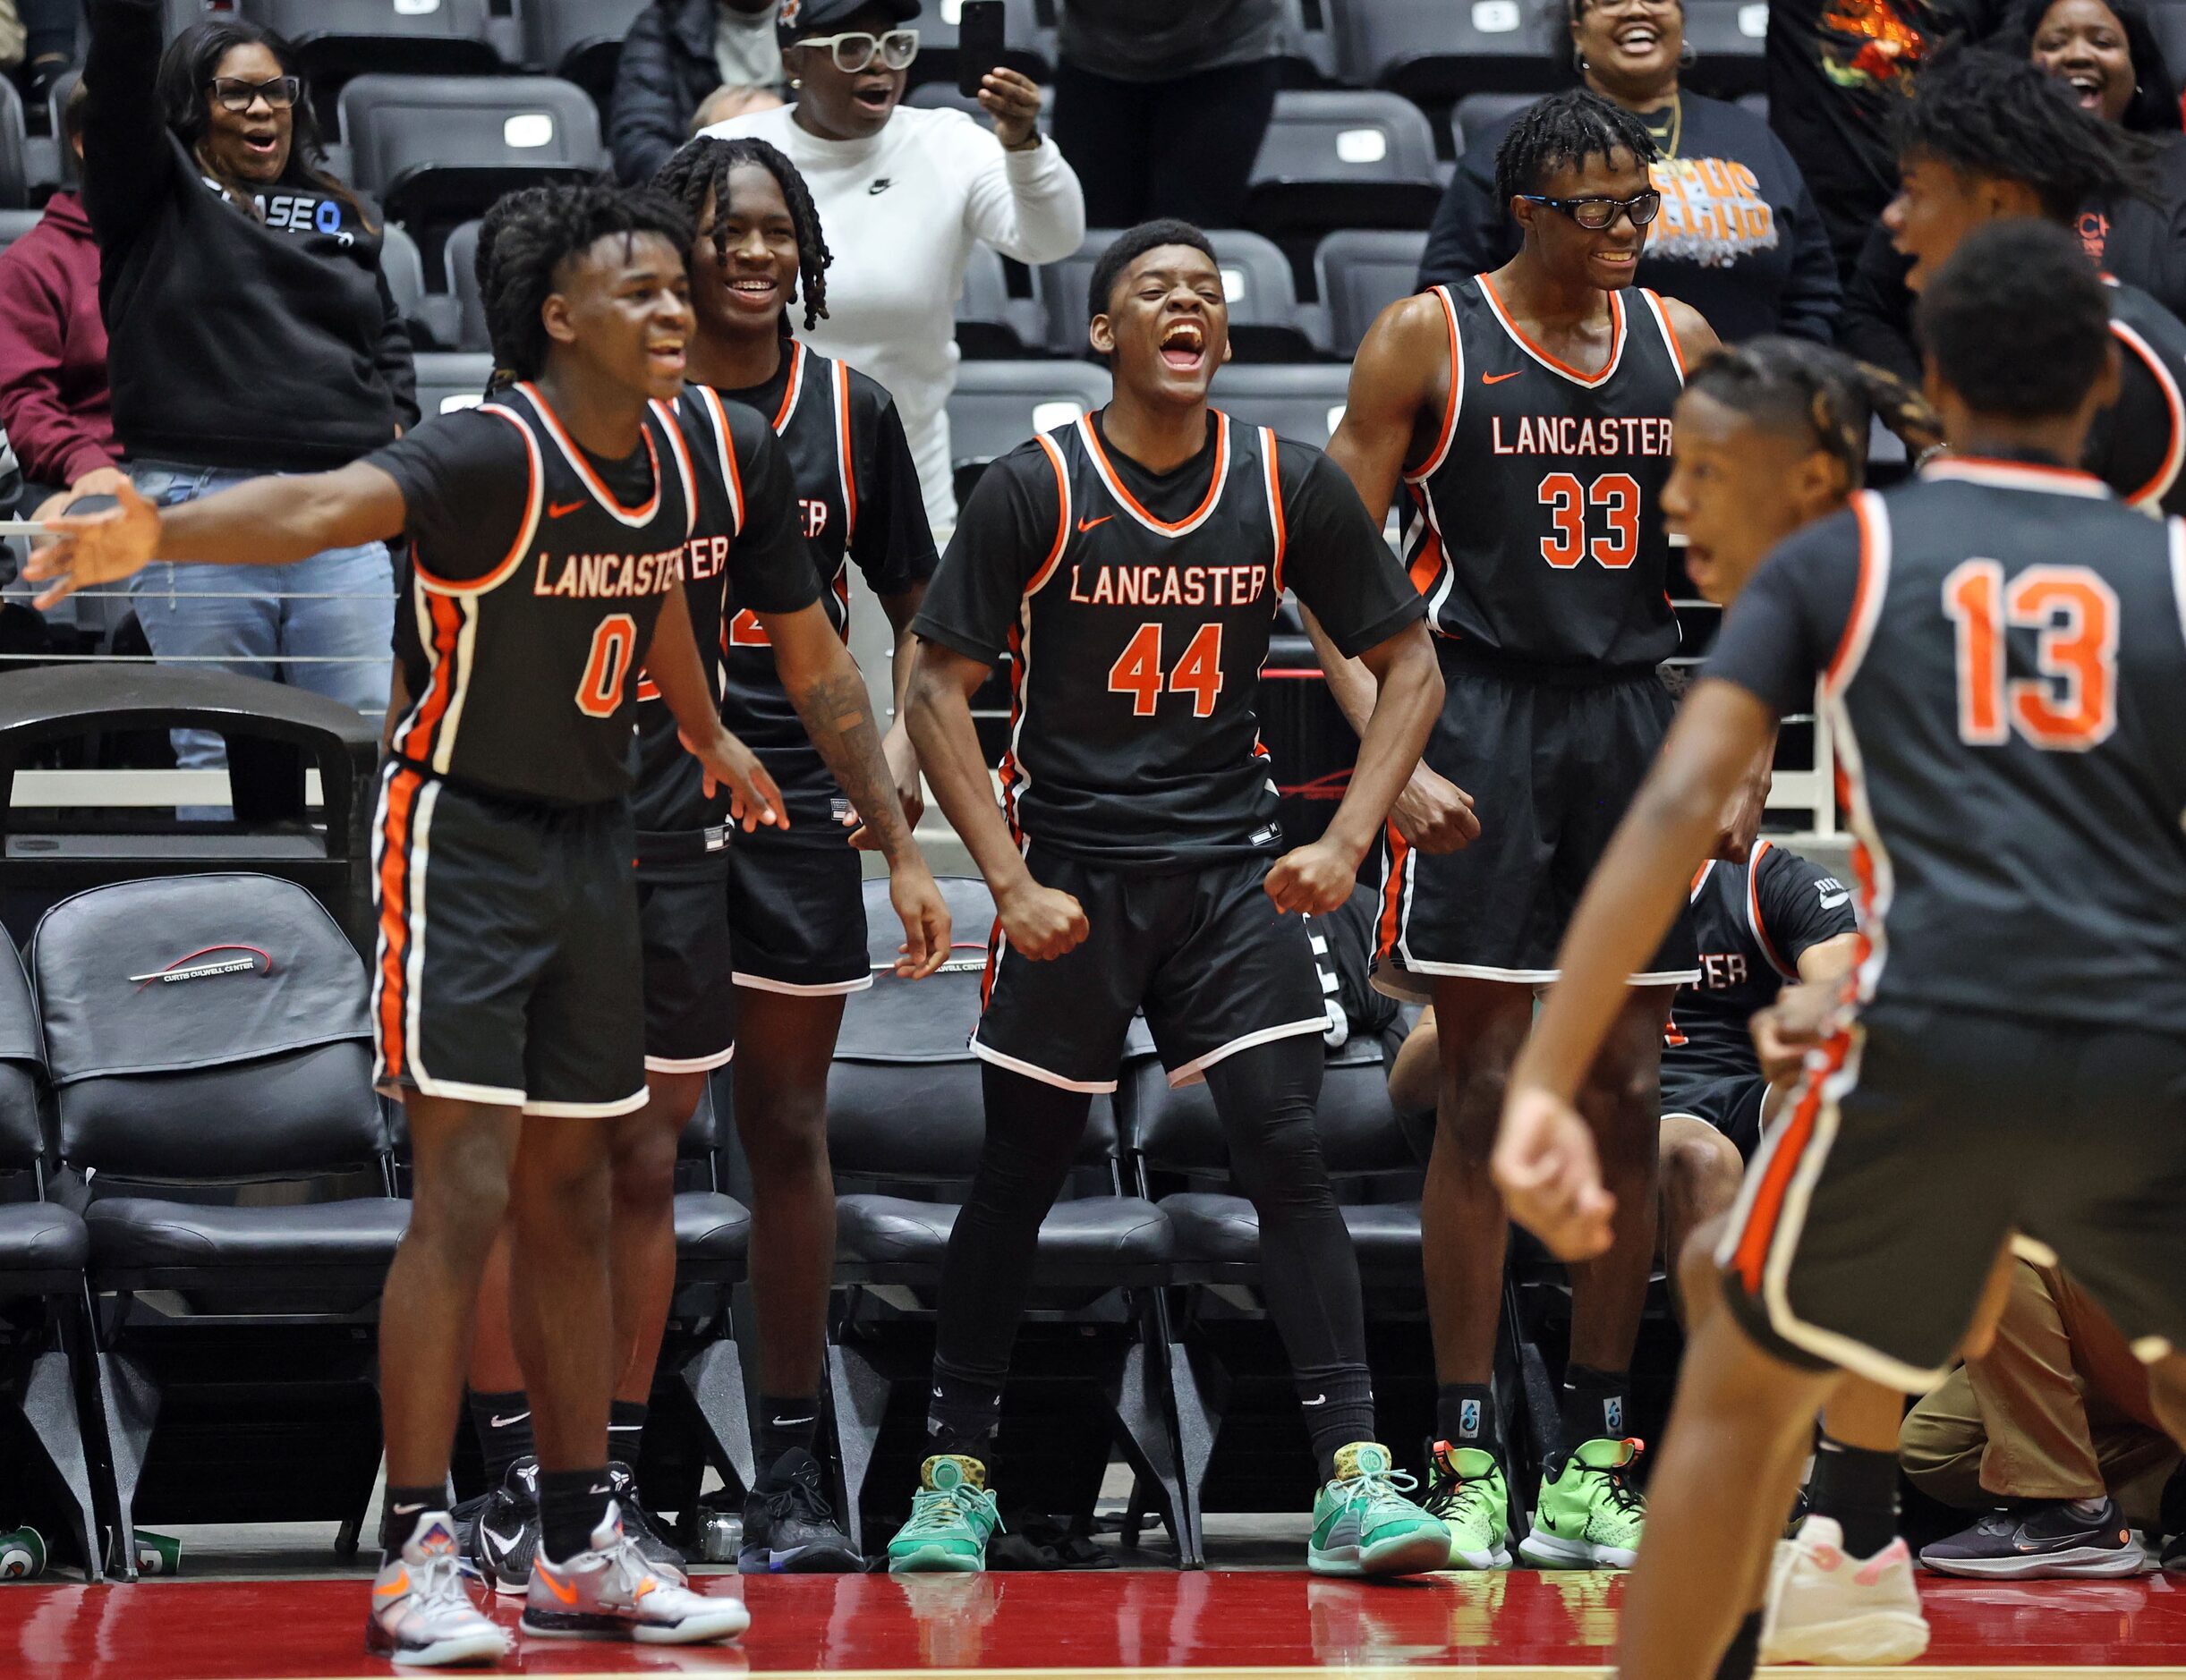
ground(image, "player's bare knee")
xmin=739 ymin=1082 xmax=831 ymax=1184
xmin=1661 ymin=1126 xmax=1740 ymax=1222
xmin=608 ymin=1114 xmax=681 ymax=1212
xmin=410 ymin=1133 xmax=513 ymax=1260
xmin=1677 ymin=1218 xmax=1730 ymax=1324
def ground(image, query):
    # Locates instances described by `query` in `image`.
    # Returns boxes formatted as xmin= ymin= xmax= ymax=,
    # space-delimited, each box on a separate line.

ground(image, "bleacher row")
xmin=0 ymin=865 xmax=1540 ymax=1577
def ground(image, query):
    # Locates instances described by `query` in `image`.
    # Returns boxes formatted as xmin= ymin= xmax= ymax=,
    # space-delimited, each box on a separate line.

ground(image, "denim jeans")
xmin=129 ymin=461 xmax=396 ymax=781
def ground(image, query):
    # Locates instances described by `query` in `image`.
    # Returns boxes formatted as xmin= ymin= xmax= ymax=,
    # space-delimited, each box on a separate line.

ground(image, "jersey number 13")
xmin=1943 ymin=561 xmax=2118 ymax=751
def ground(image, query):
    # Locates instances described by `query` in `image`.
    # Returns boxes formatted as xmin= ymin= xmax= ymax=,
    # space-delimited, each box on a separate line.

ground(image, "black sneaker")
xmin=741 ymin=1447 xmax=865 ymax=1574
xmin=470 ymin=1456 xmax=540 ymax=1596
xmin=606 ymin=1461 xmax=687 ymax=1582
xmin=1919 ymin=1499 xmax=2145 ymax=1579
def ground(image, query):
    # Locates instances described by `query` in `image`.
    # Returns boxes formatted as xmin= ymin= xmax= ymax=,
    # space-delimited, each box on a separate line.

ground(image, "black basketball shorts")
xmin=1719 ymin=997 xmax=2186 ymax=1390
xmin=1374 ymin=660 xmax=1698 ymax=999
xmin=974 ymin=847 xmax=1329 ymax=1092
xmin=373 ymin=763 xmax=645 ymax=1116
xmin=635 ymin=860 xmax=738 ymax=1074
xmin=1660 ymin=1069 xmax=1771 ymax=1160
xmin=724 ymin=822 xmax=873 ymax=996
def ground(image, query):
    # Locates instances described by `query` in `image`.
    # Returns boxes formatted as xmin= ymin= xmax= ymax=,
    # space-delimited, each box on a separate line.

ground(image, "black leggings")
xmin=1050 ymin=55 xmax=1280 ymax=232
xmin=931 ymin=1037 xmax=1374 ymax=1467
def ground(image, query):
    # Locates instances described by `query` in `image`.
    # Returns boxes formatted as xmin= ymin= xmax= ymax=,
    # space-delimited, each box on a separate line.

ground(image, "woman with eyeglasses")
xmin=1419 ymin=0 xmax=1842 ymax=345
xmin=79 ymin=1 xmax=410 ymax=782
xmin=702 ymin=0 xmax=1085 ymax=532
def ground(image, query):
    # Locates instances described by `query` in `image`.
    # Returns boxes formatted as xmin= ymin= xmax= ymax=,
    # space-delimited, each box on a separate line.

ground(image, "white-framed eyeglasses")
xmin=795 ymin=29 xmax=920 ymax=73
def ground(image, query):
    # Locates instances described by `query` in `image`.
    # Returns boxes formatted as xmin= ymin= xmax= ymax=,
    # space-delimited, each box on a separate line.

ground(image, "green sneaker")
xmin=1308 ymin=1442 xmax=1451 ymax=1578
xmin=1518 ymin=1438 xmax=1647 ymax=1569
xmin=1423 ymin=1440 xmax=1512 ymax=1569
xmin=886 ymin=1454 xmax=1002 ymax=1574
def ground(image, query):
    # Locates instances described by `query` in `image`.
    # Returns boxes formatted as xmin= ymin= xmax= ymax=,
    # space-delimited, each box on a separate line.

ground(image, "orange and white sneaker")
xmin=1760 ymin=1515 xmax=1930 ymax=1667
xmin=365 ymin=1512 xmax=513 ymax=1667
xmin=521 ymin=1501 xmax=749 ymax=1645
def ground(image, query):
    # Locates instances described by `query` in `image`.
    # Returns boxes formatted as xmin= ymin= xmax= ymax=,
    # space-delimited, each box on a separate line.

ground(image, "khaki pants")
xmin=1900 ymin=1259 xmax=2180 ymax=1531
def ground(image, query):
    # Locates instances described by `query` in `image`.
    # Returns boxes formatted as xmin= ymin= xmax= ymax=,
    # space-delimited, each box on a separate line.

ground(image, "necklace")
xmin=1639 ymin=90 xmax=1684 ymax=160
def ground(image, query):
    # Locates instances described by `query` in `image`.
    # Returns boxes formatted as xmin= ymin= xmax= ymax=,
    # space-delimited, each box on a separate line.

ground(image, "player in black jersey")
xmin=1884 ymin=47 xmax=2186 ymax=513
xmin=1314 ymin=89 xmax=1721 ymax=1570
xmin=891 ymin=220 xmax=1451 ymax=1577
xmin=647 ymin=138 xmax=943 ymax=1568
xmin=445 ymin=149 xmax=950 ymax=1591
xmin=1493 ymin=222 xmax=2186 ymax=1679
xmin=36 ymin=184 xmax=809 ymax=1662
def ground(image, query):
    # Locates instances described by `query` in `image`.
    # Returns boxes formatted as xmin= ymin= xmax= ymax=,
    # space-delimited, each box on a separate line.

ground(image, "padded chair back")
xmin=523 ymin=0 xmax=649 ymax=84
xmin=1039 ymin=229 xmax=1307 ymax=359
xmin=0 ymin=207 xmax=42 ymax=259
xmin=413 ymin=351 xmax=494 ymax=417
xmin=1207 ymin=363 xmax=1352 ymax=450
xmin=1246 ymin=91 xmax=1442 ymax=234
xmin=0 ymin=77 xmax=26 ymax=210
xmin=956 ymin=241 xmax=1038 ymax=357
xmin=379 ymin=220 xmax=426 ymax=326
xmin=947 ymin=360 xmax=1112 ymax=499
xmin=829 ymin=876 xmax=1122 ymax=1180
xmin=33 ymin=875 xmax=380 ymax=1183
xmin=1314 ymin=228 xmax=1427 ymax=356
xmin=1450 ymin=90 xmax=1540 ymax=157
xmin=339 ymin=76 xmax=603 ymax=223
xmin=0 ymin=931 xmax=43 ymax=1174
xmin=1133 ymin=1034 xmax=1415 ymax=1178
xmin=443 ymin=217 xmax=489 ymax=352
xmin=1680 ymin=1 xmax=1769 ymax=95
xmin=239 ymin=0 xmax=500 ymax=79
xmin=1335 ymin=0 xmax=1563 ymax=98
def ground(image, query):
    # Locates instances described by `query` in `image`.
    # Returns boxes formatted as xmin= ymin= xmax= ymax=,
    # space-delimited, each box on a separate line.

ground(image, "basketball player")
xmin=1494 ymin=219 xmax=2186 ymax=1679
xmin=888 ymin=219 xmax=1451 ymax=1577
xmin=1885 ymin=47 xmax=2186 ymax=513
xmin=33 ymin=184 xmax=845 ymax=1662
xmin=453 ymin=148 xmax=950 ymax=1591
xmin=1310 ymin=89 xmax=1719 ymax=1571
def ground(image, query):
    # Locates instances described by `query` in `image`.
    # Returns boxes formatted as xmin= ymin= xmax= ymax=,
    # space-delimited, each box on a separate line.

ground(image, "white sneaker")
xmin=1761 ymin=1515 xmax=1931 ymax=1667
xmin=365 ymin=1512 xmax=513 ymax=1667
xmin=520 ymin=1499 xmax=749 ymax=1645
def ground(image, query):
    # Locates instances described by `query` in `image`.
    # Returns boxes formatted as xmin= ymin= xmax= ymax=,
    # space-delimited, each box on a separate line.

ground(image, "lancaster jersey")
xmin=626 ymin=384 xmax=826 ymax=853
xmin=1664 ymin=840 xmax=1859 ymax=1082
xmin=372 ymin=382 xmax=695 ymax=806
xmin=914 ymin=411 xmax=1423 ymax=870
xmin=1707 ymin=458 xmax=2186 ymax=1030
xmin=2086 ymin=279 xmax=2186 ymax=517
xmin=712 ymin=343 xmax=938 ymax=827
xmin=1403 ymin=277 xmax=1687 ymax=669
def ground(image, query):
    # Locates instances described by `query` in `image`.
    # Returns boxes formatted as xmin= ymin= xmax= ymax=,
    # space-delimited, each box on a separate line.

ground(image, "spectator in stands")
xmin=1419 ymin=0 xmax=1841 ymax=344
xmin=1901 ymin=1258 xmax=2185 ymax=1576
xmin=611 ymin=0 xmax=786 ymax=186
xmin=80 ymin=2 xmax=413 ymax=764
xmin=0 ymin=81 xmax=118 ymax=514
xmin=1765 ymin=0 xmax=2007 ymax=278
xmin=1842 ymin=0 xmax=2186 ymax=368
xmin=1050 ymin=0 xmax=1282 ymax=229
xmin=703 ymin=0 xmax=1084 ymax=530
xmin=10 ymin=0 xmax=77 ymax=108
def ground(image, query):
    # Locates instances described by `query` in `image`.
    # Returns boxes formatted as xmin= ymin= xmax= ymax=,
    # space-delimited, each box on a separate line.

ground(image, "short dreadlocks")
xmin=1494 ymin=89 xmax=1660 ymax=217
xmin=653 ymin=136 xmax=834 ymax=332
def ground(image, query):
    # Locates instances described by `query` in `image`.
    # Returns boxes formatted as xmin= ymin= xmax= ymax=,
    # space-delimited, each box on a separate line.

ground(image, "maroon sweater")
xmin=0 ymin=192 xmax=115 ymax=487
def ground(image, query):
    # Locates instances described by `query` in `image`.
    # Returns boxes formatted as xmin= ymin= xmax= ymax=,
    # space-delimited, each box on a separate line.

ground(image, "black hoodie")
xmin=81 ymin=0 xmax=418 ymax=472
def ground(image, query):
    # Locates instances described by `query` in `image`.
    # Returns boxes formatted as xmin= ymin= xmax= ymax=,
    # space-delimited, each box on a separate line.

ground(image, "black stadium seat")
xmin=523 ymin=0 xmax=651 ymax=107
xmin=1207 ymin=362 xmax=1353 ymax=449
xmin=956 ymin=241 xmax=1046 ymax=357
xmin=946 ymin=359 xmax=1113 ymax=507
xmin=0 ymin=76 xmax=28 ymax=209
xmin=338 ymin=74 xmax=604 ymax=229
xmin=236 ymin=0 xmax=501 ymax=81
xmin=1038 ymin=227 xmax=1321 ymax=361
xmin=442 ymin=216 xmax=490 ymax=352
xmin=1314 ymin=227 xmax=1428 ymax=354
xmin=1334 ymin=0 xmax=1565 ymax=104
xmin=1680 ymin=0 xmax=1769 ymax=97
xmin=823 ymin=876 xmax=1188 ymax=1558
xmin=412 ymin=351 xmax=495 ymax=418
xmin=35 ymin=874 xmax=404 ymax=1568
xmin=0 ymin=930 xmax=102 ymax=1580
xmin=1245 ymin=90 xmax=1443 ymax=242
xmin=1450 ymin=89 xmax=1542 ymax=157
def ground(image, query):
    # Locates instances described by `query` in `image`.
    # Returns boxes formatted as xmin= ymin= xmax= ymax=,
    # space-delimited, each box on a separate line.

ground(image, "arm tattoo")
xmin=789 ymin=667 xmax=911 ymax=861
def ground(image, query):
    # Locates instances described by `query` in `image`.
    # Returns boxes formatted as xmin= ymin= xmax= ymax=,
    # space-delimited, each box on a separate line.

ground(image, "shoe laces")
xmin=412 ymin=1545 xmax=481 ymax=1616
xmin=1571 ymin=1444 xmax=1646 ymax=1518
xmin=902 ymin=1481 xmax=1002 ymax=1538
xmin=1425 ymin=1464 xmax=1498 ymax=1525
xmin=1337 ymin=1462 xmax=1425 ymax=1520
xmin=762 ymin=1467 xmax=841 ymax=1529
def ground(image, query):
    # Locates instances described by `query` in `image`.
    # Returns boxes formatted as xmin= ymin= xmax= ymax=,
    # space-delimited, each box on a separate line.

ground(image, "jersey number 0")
xmin=1942 ymin=561 xmax=2119 ymax=751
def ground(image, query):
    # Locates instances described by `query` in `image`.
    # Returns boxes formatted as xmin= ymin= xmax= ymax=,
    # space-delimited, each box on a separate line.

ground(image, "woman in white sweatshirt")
xmin=703 ymin=0 xmax=1084 ymax=531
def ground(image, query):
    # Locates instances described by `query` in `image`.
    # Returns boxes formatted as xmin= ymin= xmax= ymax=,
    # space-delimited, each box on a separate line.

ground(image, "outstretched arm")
xmin=905 ymin=640 xmax=1088 ymax=962
xmin=1495 ymin=680 xmax=1779 ymax=1257
xmin=762 ymin=598 xmax=948 ymax=977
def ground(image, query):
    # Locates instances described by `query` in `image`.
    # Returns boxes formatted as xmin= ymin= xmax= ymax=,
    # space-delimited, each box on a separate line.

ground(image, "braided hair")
xmin=475 ymin=182 xmax=694 ymax=386
xmin=2002 ymin=0 xmax=2182 ymax=134
xmin=1895 ymin=44 xmax=2158 ymax=220
xmin=652 ymin=136 xmax=833 ymax=332
xmin=1685 ymin=336 xmax=1944 ymax=487
xmin=1494 ymin=89 xmax=1660 ymax=215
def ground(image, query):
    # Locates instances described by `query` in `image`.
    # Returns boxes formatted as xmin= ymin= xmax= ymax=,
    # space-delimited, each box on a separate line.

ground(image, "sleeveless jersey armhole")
xmin=1825 ymin=491 xmax=1892 ymax=697
xmin=653 ymin=398 xmax=701 ymax=540
xmin=2111 ymin=318 xmax=2185 ymax=511
xmin=695 ymin=386 xmax=746 ymax=536
xmin=1640 ymin=289 xmax=1688 ymax=385
xmin=1026 ymin=431 xmax=1074 ymax=597
xmin=413 ymin=403 xmax=540 ymax=596
xmin=1403 ymin=284 xmax=1464 ymax=486
xmin=1261 ymin=428 xmax=1288 ymax=602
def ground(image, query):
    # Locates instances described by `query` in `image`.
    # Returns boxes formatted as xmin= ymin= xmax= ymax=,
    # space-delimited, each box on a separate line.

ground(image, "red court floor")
xmin=5 ymin=1568 xmax=2186 ymax=1678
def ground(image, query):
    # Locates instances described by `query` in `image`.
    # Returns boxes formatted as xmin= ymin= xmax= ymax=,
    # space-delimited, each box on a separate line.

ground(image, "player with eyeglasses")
xmin=1309 ymin=87 xmax=1720 ymax=1573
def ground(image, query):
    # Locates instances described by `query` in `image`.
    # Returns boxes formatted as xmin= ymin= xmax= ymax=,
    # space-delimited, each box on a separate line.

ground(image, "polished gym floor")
xmin=6 ymin=1564 xmax=2186 ymax=1677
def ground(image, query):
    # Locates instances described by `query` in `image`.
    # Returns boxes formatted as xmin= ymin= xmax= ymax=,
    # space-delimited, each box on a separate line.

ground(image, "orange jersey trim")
xmin=1403 ymin=285 xmax=1464 ymax=483
xmin=375 ymin=768 xmax=422 ymax=1082
xmin=1078 ymin=410 xmax=1230 ymax=538
xmin=1026 ymin=431 xmax=1073 ymax=595
xmin=413 ymin=406 xmax=539 ymax=595
xmin=517 ymin=381 xmax=663 ymax=525
xmin=1478 ymin=275 xmax=1626 ymax=388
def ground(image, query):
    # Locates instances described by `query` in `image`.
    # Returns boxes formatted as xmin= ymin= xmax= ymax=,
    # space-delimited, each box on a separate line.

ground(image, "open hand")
xmin=996 ymin=877 xmax=1088 ymax=961
xmin=1392 ymin=763 xmax=1480 ymax=853
xmin=888 ymin=862 xmax=953 ymax=979
xmin=1749 ymin=978 xmax=1849 ymax=1085
xmin=22 ymin=477 xmax=161 ymax=609
xmin=684 ymin=725 xmax=787 ymax=832
xmin=1493 ymin=1086 xmax=1616 ymax=1260
xmin=980 ymin=68 xmax=1043 ymax=148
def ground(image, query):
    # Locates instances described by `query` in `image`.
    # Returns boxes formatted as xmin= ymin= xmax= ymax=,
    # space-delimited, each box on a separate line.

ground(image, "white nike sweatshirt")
xmin=700 ymin=101 xmax=1086 ymax=532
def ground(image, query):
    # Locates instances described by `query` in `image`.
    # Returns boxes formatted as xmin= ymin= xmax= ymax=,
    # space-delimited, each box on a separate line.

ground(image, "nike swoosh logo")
xmin=770 ymin=1415 xmax=815 ymax=1427
xmin=589 ymin=1483 xmax=611 ymax=1496
xmin=534 ymin=1564 xmax=578 ymax=1605
xmin=373 ymin=1569 xmax=410 ymax=1599
xmin=1482 ymin=370 xmax=1523 ymax=385
xmin=549 ymin=498 xmax=586 ymax=519
xmin=1817 ymin=893 xmax=1850 ymax=908
xmin=1302 ymin=1394 xmax=1327 ymax=1406
xmin=481 ymin=1524 xmax=521 ymax=1563
xmin=489 ymin=1412 xmax=529 ymax=1428
xmin=1076 ymin=514 xmax=1113 ymax=533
